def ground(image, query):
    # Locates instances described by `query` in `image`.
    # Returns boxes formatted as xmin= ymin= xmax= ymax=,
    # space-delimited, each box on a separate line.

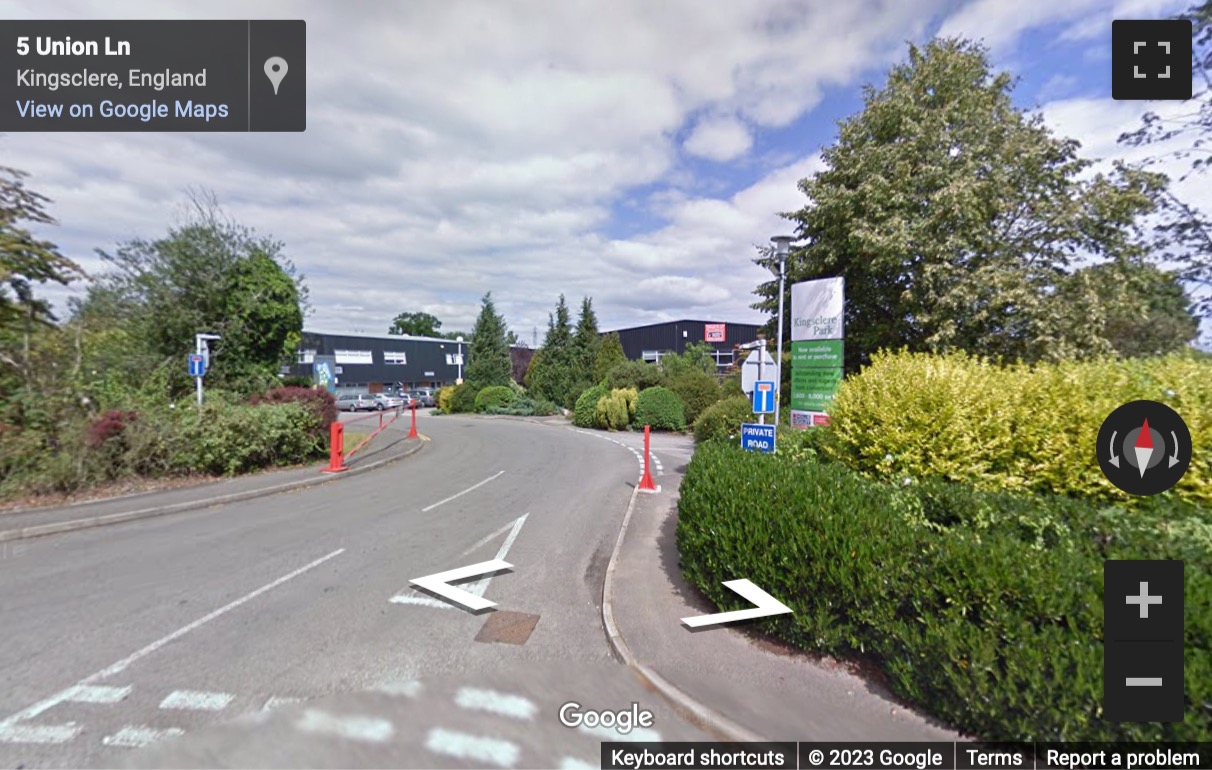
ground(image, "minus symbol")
xmin=1125 ymin=678 xmax=1163 ymax=687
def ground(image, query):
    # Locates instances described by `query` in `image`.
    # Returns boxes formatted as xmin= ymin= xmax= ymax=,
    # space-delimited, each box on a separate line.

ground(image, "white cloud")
xmin=684 ymin=117 xmax=754 ymax=162
xmin=937 ymin=0 xmax=1106 ymax=53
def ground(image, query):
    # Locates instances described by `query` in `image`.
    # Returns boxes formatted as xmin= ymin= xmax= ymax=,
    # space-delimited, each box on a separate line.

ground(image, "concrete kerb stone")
xmin=0 ymin=438 xmax=426 ymax=544
xmin=597 ymin=441 xmax=768 ymax=743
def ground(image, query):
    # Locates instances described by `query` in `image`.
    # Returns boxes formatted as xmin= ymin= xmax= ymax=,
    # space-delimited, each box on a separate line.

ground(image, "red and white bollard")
xmin=638 ymin=424 xmax=658 ymax=491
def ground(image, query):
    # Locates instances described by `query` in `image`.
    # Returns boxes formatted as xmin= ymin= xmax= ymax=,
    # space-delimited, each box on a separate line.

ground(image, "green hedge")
xmin=692 ymin=395 xmax=754 ymax=443
xmin=448 ymin=382 xmax=480 ymax=414
xmin=607 ymin=360 xmax=665 ymax=391
xmin=634 ymin=386 xmax=686 ymax=430
xmin=676 ymin=441 xmax=1212 ymax=741
xmin=574 ymin=383 xmax=609 ymax=428
xmin=669 ymin=371 xmax=723 ymax=425
xmin=475 ymin=385 xmax=515 ymax=412
xmin=823 ymin=349 xmax=1212 ymax=506
xmin=595 ymin=390 xmax=631 ymax=430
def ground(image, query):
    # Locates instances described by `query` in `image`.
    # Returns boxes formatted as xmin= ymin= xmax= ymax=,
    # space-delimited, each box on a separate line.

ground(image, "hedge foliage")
xmin=669 ymin=370 xmax=723 ymax=425
xmin=474 ymin=385 xmax=515 ymax=412
xmin=447 ymin=382 xmax=480 ymax=414
xmin=436 ymin=386 xmax=455 ymax=412
xmin=634 ymin=386 xmax=685 ymax=430
xmin=607 ymin=360 xmax=665 ymax=391
xmin=574 ymin=383 xmax=609 ymax=428
xmin=676 ymin=441 xmax=1212 ymax=741
xmin=595 ymin=389 xmax=632 ymax=430
xmin=823 ymin=349 xmax=1212 ymax=506
xmin=692 ymin=395 xmax=755 ymax=443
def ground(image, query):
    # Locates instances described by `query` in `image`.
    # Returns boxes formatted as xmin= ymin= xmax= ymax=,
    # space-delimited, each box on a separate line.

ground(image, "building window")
xmin=384 ymin=351 xmax=407 ymax=365
xmin=297 ymin=349 xmax=316 ymax=364
xmin=334 ymin=350 xmax=373 ymax=364
xmin=642 ymin=350 xmax=661 ymax=363
xmin=445 ymin=353 xmax=464 ymax=366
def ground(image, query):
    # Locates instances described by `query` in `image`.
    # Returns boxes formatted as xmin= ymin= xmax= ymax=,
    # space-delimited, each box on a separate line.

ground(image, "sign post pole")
xmin=195 ymin=335 xmax=203 ymax=407
xmin=757 ymin=343 xmax=764 ymax=426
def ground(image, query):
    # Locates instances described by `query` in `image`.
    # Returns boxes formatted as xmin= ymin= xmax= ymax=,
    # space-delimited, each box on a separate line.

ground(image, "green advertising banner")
xmin=791 ymin=340 xmax=843 ymax=367
xmin=790 ymin=367 xmax=842 ymax=411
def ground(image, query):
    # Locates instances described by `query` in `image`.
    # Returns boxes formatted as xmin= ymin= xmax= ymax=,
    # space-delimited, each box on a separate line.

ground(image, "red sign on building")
xmin=704 ymin=324 xmax=726 ymax=342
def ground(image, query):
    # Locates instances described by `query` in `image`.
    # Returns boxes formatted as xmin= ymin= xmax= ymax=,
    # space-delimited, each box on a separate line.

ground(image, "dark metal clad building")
xmin=291 ymin=330 xmax=479 ymax=393
xmin=602 ymin=319 xmax=762 ymax=372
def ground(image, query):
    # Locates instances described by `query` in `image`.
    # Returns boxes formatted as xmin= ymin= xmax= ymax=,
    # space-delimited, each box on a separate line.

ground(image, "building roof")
xmin=302 ymin=329 xmax=532 ymax=349
xmin=600 ymin=319 xmax=763 ymax=333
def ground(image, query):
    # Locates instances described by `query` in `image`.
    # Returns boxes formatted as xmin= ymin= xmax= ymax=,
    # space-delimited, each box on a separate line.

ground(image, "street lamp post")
xmin=456 ymin=335 xmax=464 ymax=385
xmin=770 ymin=235 xmax=794 ymax=428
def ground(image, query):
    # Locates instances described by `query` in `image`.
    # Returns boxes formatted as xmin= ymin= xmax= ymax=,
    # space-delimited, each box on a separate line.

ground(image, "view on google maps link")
xmin=0 ymin=2 xmax=1210 ymax=769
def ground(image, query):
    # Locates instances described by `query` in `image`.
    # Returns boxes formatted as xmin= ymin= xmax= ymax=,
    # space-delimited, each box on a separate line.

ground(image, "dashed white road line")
xmin=422 ymin=471 xmax=504 ymax=512
xmin=262 ymin=696 xmax=306 ymax=711
xmin=454 ymin=687 xmax=536 ymax=720
xmin=425 ymin=727 xmax=519 ymax=767
xmin=295 ymin=709 xmax=394 ymax=743
xmin=63 ymin=684 xmax=131 ymax=704
xmin=372 ymin=680 xmax=423 ymax=698
xmin=0 ymin=548 xmax=345 ymax=734
xmin=159 ymin=690 xmax=234 ymax=711
xmin=560 ymin=757 xmax=598 ymax=770
xmin=0 ymin=723 xmax=81 ymax=744
xmin=101 ymin=725 xmax=184 ymax=748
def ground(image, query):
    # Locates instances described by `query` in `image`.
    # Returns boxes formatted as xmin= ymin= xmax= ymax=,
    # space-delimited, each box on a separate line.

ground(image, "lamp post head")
xmin=456 ymin=336 xmax=464 ymax=343
xmin=770 ymin=235 xmax=794 ymax=258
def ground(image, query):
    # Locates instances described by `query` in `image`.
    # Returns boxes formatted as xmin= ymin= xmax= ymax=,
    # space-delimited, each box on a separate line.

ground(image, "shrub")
xmin=250 ymin=386 xmax=338 ymax=430
xmin=436 ymin=386 xmax=455 ymax=412
xmin=606 ymin=360 xmax=665 ymax=391
xmin=668 ymin=371 xmax=722 ymax=425
xmin=475 ymin=385 xmax=515 ymax=412
xmin=823 ymin=349 xmax=1212 ymax=506
xmin=574 ymin=383 xmax=609 ymax=428
xmin=676 ymin=441 xmax=1212 ymax=741
xmin=175 ymin=401 xmax=325 ymax=475
xmin=594 ymin=391 xmax=630 ymax=430
xmin=87 ymin=410 xmax=138 ymax=450
xmin=448 ymin=382 xmax=480 ymax=414
xmin=531 ymin=397 xmax=561 ymax=416
xmin=634 ymin=386 xmax=685 ymax=430
xmin=692 ymin=395 xmax=754 ymax=443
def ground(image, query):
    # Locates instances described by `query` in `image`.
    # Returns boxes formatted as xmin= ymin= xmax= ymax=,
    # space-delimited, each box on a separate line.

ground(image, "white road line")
xmin=390 ymin=595 xmax=460 ymax=610
xmin=372 ymin=680 xmax=422 ymax=698
xmin=560 ymin=757 xmax=597 ymax=769
xmin=159 ymin=690 xmax=234 ymax=711
xmin=0 ymin=723 xmax=81 ymax=744
xmin=454 ymin=687 xmax=536 ymax=720
xmin=0 ymin=548 xmax=345 ymax=729
xmin=577 ymin=724 xmax=662 ymax=742
xmin=101 ymin=725 xmax=184 ymax=748
xmin=262 ymin=696 xmax=306 ymax=711
xmin=422 ymin=471 xmax=504 ymax=512
xmin=463 ymin=513 xmax=527 ymax=598
xmin=295 ymin=709 xmax=394 ymax=742
xmin=425 ymin=727 xmax=519 ymax=767
xmin=62 ymin=684 xmax=131 ymax=704
xmin=460 ymin=517 xmax=519 ymax=557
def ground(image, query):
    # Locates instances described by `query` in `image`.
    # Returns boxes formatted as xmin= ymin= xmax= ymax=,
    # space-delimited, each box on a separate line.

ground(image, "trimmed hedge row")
xmin=676 ymin=441 xmax=1212 ymax=741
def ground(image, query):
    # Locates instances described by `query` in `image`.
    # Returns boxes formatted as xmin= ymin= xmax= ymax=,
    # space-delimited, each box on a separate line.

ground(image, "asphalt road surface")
xmin=0 ymin=414 xmax=714 ymax=768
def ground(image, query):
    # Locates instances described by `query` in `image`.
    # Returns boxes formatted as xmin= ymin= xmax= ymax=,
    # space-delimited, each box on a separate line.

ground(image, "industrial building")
xmin=602 ymin=319 xmax=762 ymax=373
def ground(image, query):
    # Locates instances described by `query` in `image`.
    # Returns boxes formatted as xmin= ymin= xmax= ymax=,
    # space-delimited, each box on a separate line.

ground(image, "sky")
xmin=4 ymin=0 xmax=1209 ymax=347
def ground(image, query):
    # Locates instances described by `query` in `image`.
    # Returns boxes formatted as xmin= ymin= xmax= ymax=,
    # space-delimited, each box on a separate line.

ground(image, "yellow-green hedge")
xmin=821 ymin=349 xmax=1212 ymax=506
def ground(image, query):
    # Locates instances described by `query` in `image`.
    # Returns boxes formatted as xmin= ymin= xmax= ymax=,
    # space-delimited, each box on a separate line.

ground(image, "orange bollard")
xmin=322 ymin=421 xmax=348 ymax=473
xmin=638 ymin=424 xmax=657 ymax=491
xmin=408 ymin=403 xmax=418 ymax=438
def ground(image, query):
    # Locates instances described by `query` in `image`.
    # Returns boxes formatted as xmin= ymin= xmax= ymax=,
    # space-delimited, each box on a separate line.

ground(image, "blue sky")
xmin=4 ymin=0 xmax=1207 ymax=345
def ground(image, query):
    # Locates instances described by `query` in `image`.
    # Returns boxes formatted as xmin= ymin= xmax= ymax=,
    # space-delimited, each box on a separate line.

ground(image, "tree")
xmin=1061 ymin=259 xmax=1199 ymax=357
xmin=594 ymin=332 xmax=627 ymax=382
xmin=76 ymin=191 xmax=307 ymax=396
xmin=754 ymin=38 xmax=1172 ymax=370
xmin=389 ymin=311 xmax=442 ymax=337
xmin=465 ymin=292 xmax=512 ymax=386
xmin=0 ymin=166 xmax=85 ymax=379
xmin=660 ymin=341 xmax=716 ymax=380
xmin=570 ymin=296 xmax=601 ymax=394
xmin=1118 ymin=2 xmax=1212 ymax=324
xmin=527 ymin=295 xmax=576 ymax=406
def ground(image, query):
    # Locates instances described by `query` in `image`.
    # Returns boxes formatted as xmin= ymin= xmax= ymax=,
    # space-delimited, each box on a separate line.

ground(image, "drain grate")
xmin=474 ymin=610 xmax=540 ymax=645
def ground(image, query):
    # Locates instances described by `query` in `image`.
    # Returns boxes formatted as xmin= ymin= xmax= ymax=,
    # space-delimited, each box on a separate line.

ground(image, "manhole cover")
xmin=475 ymin=610 xmax=540 ymax=645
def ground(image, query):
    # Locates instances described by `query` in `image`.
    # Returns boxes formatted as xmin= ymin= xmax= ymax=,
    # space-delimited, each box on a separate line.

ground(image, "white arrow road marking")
xmin=409 ymin=560 xmax=513 ymax=611
xmin=422 ymin=471 xmax=504 ymax=512
xmin=425 ymin=727 xmax=519 ymax=767
xmin=394 ymin=515 xmax=527 ymax=610
xmin=681 ymin=578 xmax=793 ymax=628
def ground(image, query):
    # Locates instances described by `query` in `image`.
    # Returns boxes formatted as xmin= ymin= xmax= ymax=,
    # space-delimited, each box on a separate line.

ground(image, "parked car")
xmin=408 ymin=389 xmax=436 ymax=407
xmin=335 ymin=393 xmax=377 ymax=411
xmin=372 ymin=393 xmax=404 ymax=410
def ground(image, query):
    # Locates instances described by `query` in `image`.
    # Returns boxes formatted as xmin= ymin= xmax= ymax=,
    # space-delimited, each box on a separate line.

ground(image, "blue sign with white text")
xmin=752 ymin=380 xmax=775 ymax=414
xmin=740 ymin=422 xmax=776 ymax=453
xmin=188 ymin=353 xmax=206 ymax=377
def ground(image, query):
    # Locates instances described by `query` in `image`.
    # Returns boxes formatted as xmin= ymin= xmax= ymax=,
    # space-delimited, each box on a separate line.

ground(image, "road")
xmin=0 ymin=413 xmax=714 ymax=768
